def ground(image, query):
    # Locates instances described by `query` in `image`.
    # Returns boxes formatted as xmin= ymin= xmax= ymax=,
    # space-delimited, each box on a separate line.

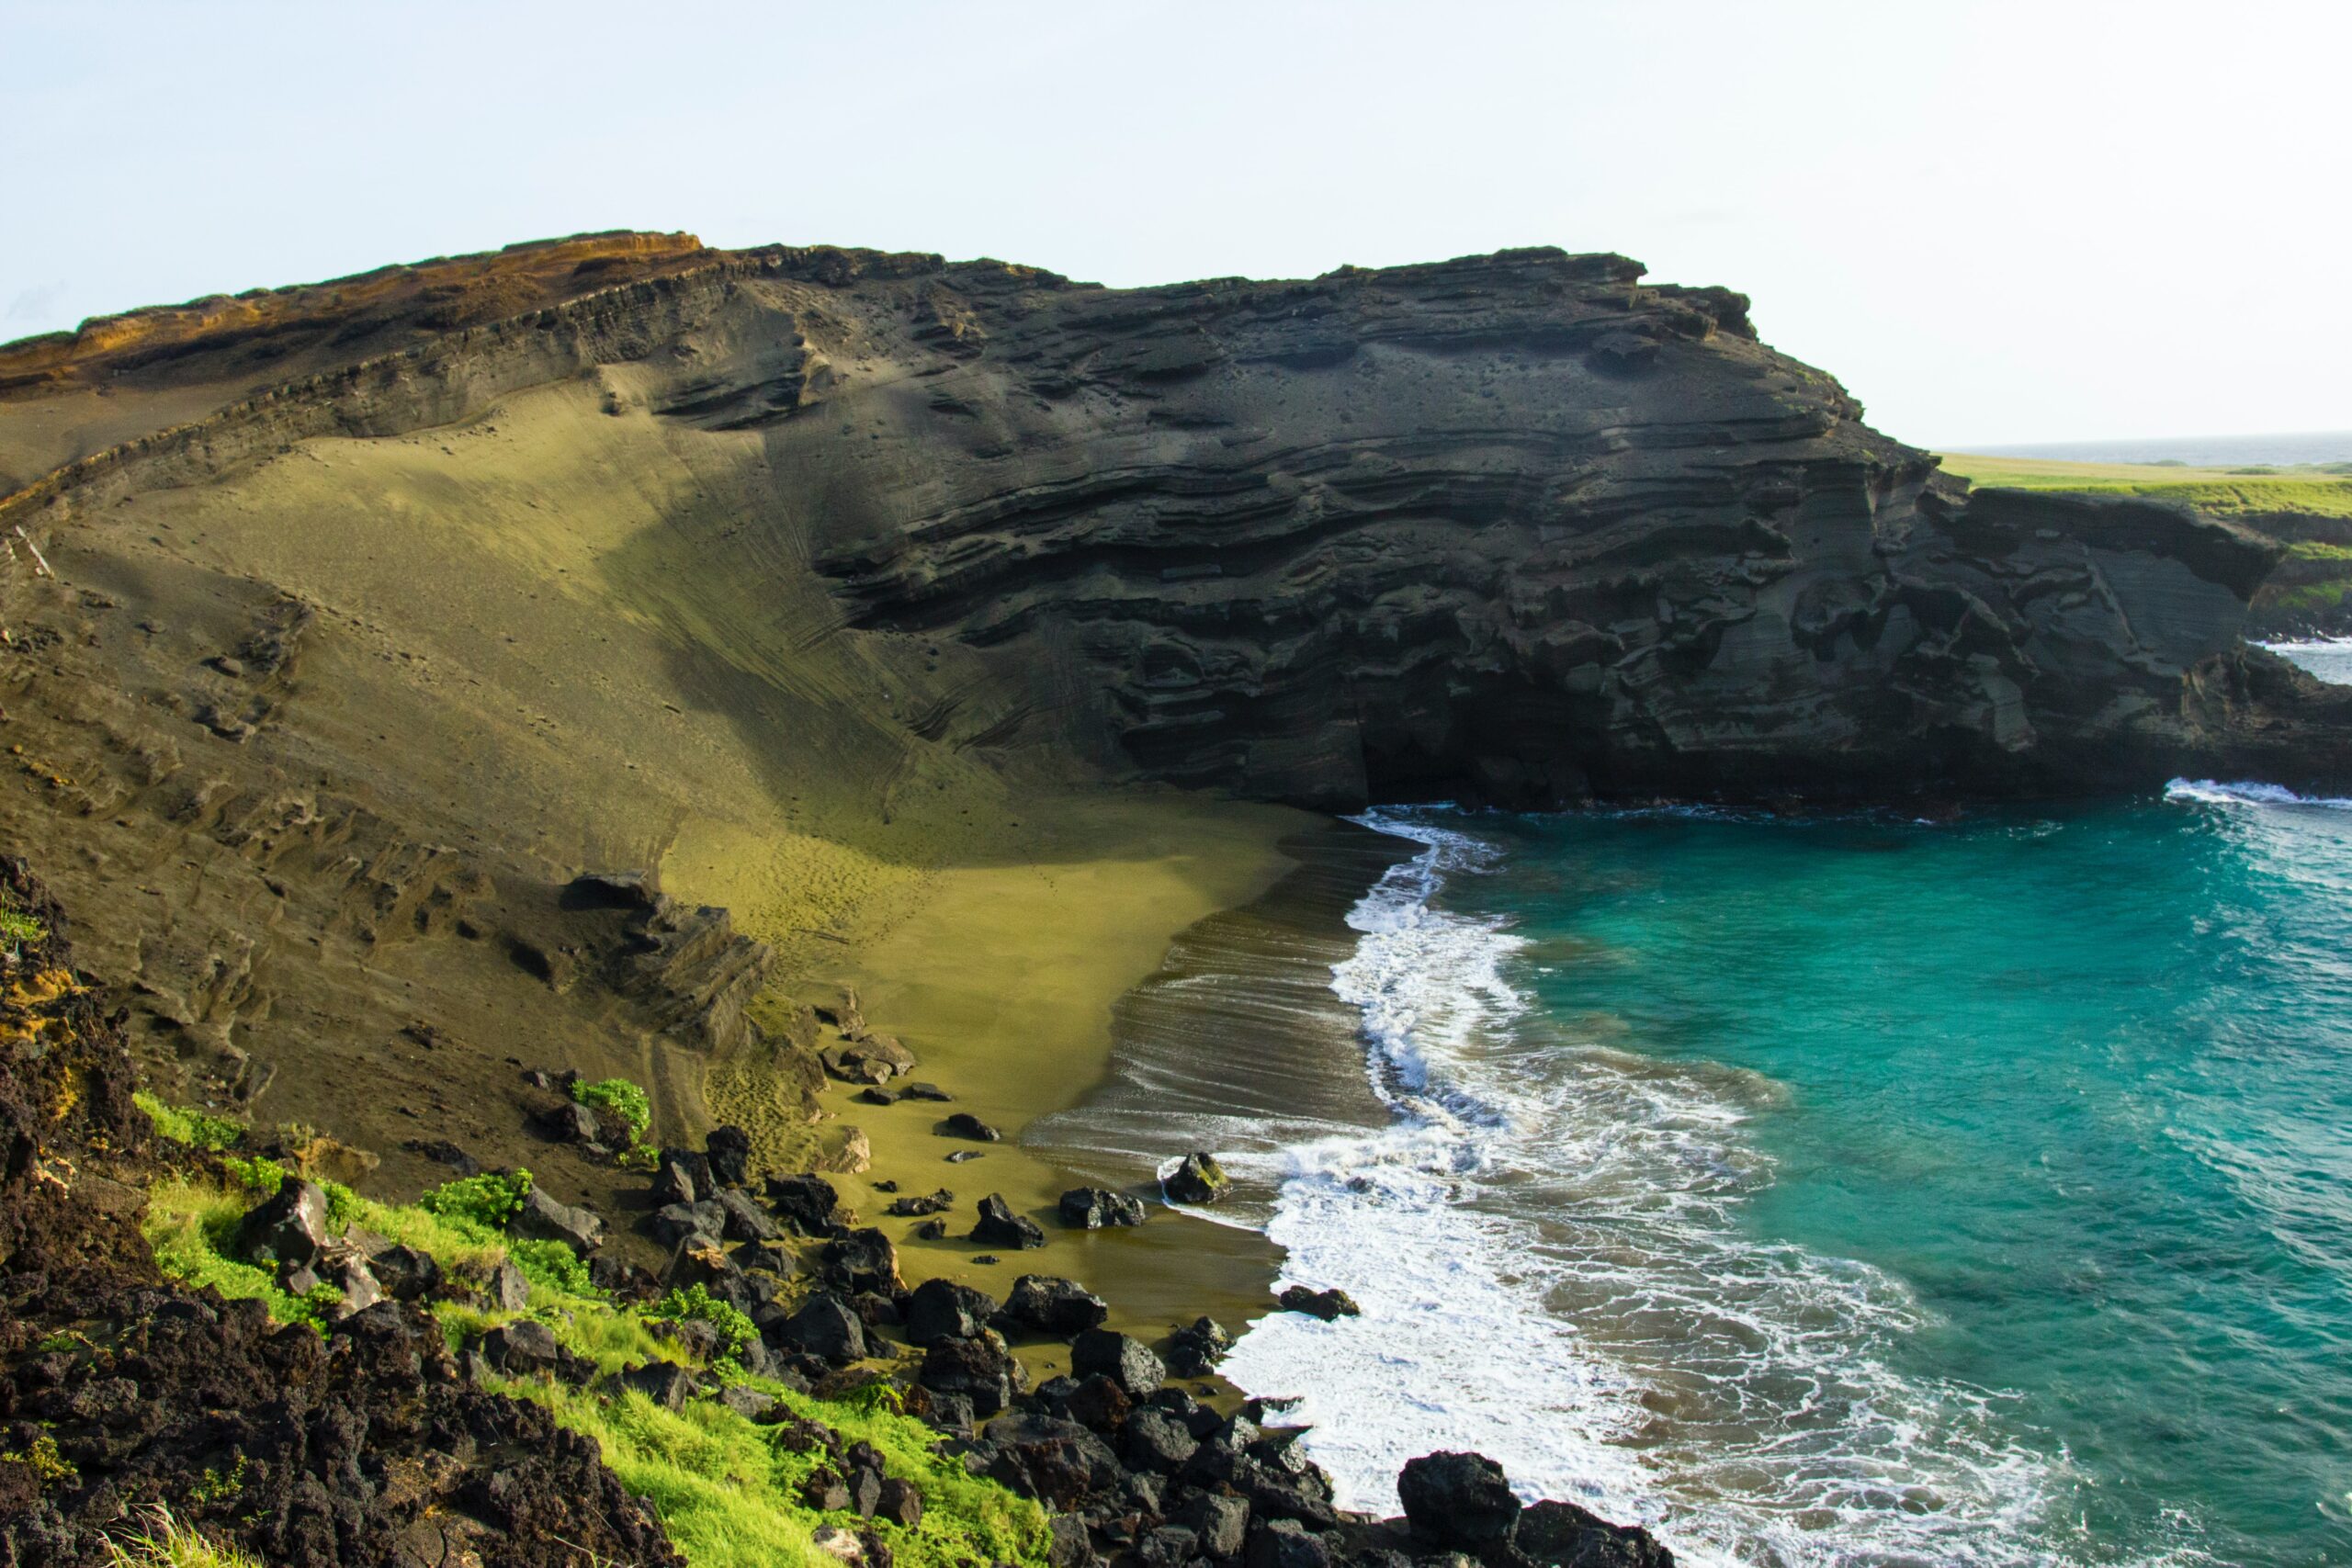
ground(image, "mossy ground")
xmin=136 ymin=1100 xmax=1050 ymax=1568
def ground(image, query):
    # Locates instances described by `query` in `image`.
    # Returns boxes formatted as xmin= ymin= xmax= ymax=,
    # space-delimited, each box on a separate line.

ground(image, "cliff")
xmin=8 ymin=236 xmax=2342 ymax=818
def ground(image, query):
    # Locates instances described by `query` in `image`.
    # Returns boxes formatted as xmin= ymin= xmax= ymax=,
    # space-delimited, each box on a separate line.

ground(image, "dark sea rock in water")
xmin=1278 ymin=1284 xmax=1361 ymax=1321
xmin=1164 ymin=1151 xmax=1230 ymax=1204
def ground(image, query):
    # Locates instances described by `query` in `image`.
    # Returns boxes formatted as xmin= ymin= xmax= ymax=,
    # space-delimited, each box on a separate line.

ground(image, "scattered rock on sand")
xmin=886 ymin=1188 xmax=956 ymax=1216
xmin=1058 ymin=1186 xmax=1148 ymax=1229
xmin=906 ymin=1278 xmax=1001 ymax=1345
xmin=944 ymin=1111 xmax=1001 ymax=1142
xmin=1005 ymin=1273 xmax=1109 ymax=1337
xmin=970 ymin=1193 xmax=1046 ymax=1250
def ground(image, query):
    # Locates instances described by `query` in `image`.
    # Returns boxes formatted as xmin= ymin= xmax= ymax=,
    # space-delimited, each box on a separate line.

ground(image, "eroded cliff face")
xmin=11 ymin=236 xmax=2338 ymax=818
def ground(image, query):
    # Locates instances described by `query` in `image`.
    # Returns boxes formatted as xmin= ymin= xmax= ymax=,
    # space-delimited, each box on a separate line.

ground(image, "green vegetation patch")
xmin=573 ymin=1077 xmax=653 ymax=1144
xmin=0 ymin=889 xmax=48 ymax=950
xmin=139 ymin=1156 xmax=1051 ymax=1568
xmin=133 ymin=1093 xmax=245 ymax=1153
xmin=1936 ymin=454 xmax=2352 ymax=520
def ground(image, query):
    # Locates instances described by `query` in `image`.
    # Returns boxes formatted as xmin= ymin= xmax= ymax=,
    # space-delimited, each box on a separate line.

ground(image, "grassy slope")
xmin=1936 ymin=451 xmax=2352 ymax=519
xmin=138 ymin=1100 xmax=1050 ymax=1568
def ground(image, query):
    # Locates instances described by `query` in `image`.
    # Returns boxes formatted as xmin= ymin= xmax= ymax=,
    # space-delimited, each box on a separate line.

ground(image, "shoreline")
xmin=744 ymin=792 xmax=1404 ymax=1348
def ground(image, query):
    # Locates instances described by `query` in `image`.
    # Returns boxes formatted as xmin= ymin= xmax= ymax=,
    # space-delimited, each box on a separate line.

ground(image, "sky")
xmin=3 ymin=1 xmax=2346 ymax=448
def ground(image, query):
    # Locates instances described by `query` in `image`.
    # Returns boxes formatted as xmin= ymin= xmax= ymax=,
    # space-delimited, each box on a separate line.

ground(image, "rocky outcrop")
xmin=0 ymin=862 xmax=678 ymax=1568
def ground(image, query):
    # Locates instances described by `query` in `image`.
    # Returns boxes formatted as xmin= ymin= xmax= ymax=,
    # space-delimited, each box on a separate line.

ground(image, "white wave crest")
xmin=2165 ymin=778 xmax=2352 ymax=810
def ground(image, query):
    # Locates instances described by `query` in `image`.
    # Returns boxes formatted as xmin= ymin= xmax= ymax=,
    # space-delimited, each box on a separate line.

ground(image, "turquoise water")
xmin=1477 ymin=793 xmax=2352 ymax=1564
xmin=1220 ymin=781 xmax=2352 ymax=1565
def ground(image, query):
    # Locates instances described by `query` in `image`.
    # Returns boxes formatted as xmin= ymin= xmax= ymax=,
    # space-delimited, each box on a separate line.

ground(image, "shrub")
xmin=572 ymin=1077 xmax=652 ymax=1144
xmin=650 ymin=1283 xmax=756 ymax=1364
xmin=417 ymin=1168 xmax=533 ymax=1235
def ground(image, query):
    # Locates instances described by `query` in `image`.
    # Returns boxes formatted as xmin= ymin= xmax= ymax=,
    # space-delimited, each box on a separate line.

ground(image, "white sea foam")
xmin=2165 ymin=778 xmax=2352 ymax=810
xmin=1217 ymin=808 xmax=2194 ymax=1568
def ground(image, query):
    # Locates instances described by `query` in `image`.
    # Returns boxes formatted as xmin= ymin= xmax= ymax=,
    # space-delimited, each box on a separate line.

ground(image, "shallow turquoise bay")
xmin=1449 ymin=792 xmax=2352 ymax=1565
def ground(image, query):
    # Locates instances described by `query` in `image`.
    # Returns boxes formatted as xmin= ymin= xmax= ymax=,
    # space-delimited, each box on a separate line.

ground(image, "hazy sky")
xmin=5 ymin=1 xmax=2346 ymax=447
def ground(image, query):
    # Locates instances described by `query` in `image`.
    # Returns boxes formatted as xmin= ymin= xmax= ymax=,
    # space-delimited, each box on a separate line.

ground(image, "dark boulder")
xmin=1058 ymin=1187 xmax=1147 ymax=1229
xmin=616 ymin=1359 xmax=696 ymax=1411
xmin=1061 ymin=1372 xmax=1132 ymax=1434
xmin=772 ymin=1292 xmax=867 ymax=1365
xmin=481 ymin=1319 xmax=562 ymax=1375
xmin=538 ymin=1100 xmax=601 ymax=1145
xmin=486 ymin=1259 xmax=532 ymax=1312
xmin=1162 ymin=1152 xmax=1229 ymax=1205
xmin=981 ymin=1412 xmax=1126 ymax=1510
xmin=766 ymin=1172 xmax=845 ymax=1235
xmin=1175 ymin=1493 xmax=1250 ymax=1560
xmin=1276 ymin=1285 xmax=1361 ymax=1321
xmin=662 ymin=1146 xmax=717 ymax=1194
xmin=235 ymin=1174 xmax=334 ymax=1269
xmin=875 ymin=1478 xmax=924 ymax=1529
xmin=1071 ymin=1328 xmax=1164 ymax=1397
xmin=906 ymin=1278 xmax=1001 ymax=1346
xmin=901 ymin=1081 xmax=954 ymax=1102
xmin=886 ymin=1188 xmax=956 ymax=1217
xmin=1122 ymin=1406 xmax=1199 ymax=1473
xmin=1004 ymin=1273 xmax=1109 ymax=1337
xmin=918 ymin=1327 xmax=1025 ymax=1416
xmin=370 ymin=1244 xmax=443 ymax=1303
xmin=971 ymin=1193 xmax=1046 ymax=1250
xmin=1514 ymin=1499 xmax=1678 ymax=1568
xmin=821 ymin=1227 xmax=906 ymax=1294
xmin=707 ymin=1124 xmax=754 ymax=1188
xmin=718 ymin=1384 xmax=784 ymax=1423
xmin=649 ymin=1199 xmax=727 ymax=1248
xmin=1166 ymin=1314 xmax=1232 ymax=1377
xmin=1398 ymin=1450 xmax=1521 ymax=1552
xmin=1246 ymin=1518 xmax=1331 ymax=1568
xmin=714 ymin=1187 xmax=779 ymax=1242
xmin=650 ymin=1156 xmax=698 ymax=1207
xmin=513 ymin=1186 xmax=605 ymax=1253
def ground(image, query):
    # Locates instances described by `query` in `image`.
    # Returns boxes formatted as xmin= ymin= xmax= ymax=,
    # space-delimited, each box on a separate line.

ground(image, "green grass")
xmin=1936 ymin=453 xmax=2352 ymax=520
xmin=99 ymin=1506 xmax=266 ymax=1568
xmin=134 ymin=1103 xmax=1051 ymax=1568
xmin=132 ymin=1093 xmax=245 ymax=1153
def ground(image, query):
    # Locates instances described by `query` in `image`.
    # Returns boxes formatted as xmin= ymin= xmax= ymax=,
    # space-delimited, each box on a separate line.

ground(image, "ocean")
xmin=1182 ymin=647 xmax=2352 ymax=1568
